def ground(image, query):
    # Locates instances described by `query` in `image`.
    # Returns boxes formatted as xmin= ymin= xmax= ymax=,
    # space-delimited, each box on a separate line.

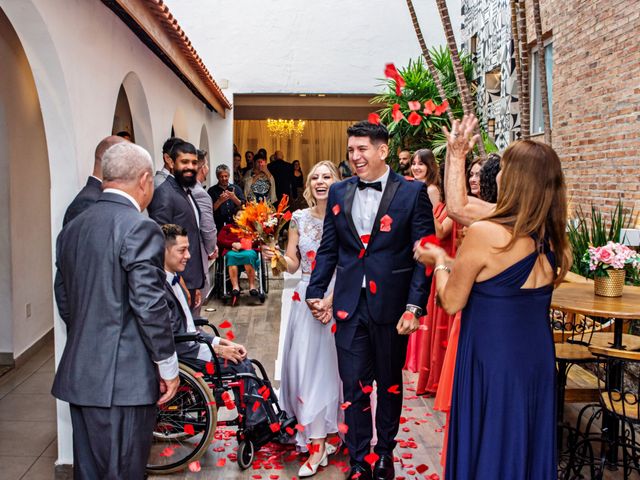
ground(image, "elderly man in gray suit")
xmin=52 ymin=142 xmax=180 ymax=479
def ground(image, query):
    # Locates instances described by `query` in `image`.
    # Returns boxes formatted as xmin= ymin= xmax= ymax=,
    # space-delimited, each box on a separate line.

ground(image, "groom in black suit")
xmin=306 ymin=121 xmax=434 ymax=480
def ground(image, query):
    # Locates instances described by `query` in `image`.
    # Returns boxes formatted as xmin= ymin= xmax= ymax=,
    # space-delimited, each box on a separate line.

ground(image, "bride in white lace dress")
xmin=265 ymin=161 xmax=343 ymax=477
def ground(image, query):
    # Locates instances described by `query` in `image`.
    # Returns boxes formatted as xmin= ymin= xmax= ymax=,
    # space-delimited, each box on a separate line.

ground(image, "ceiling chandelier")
xmin=266 ymin=118 xmax=306 ymax=138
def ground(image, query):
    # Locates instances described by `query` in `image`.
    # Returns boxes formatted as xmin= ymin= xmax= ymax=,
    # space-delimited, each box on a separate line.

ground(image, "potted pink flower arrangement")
xmin=584 ymin=241 xmax=640 ymax=297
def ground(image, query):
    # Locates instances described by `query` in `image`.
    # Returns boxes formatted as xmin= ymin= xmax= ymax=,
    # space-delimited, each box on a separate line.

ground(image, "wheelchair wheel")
xmin=237 ymin=439 xmax=255 ymax=470
xmin=147 ymin=364 xmax=217 ymax=474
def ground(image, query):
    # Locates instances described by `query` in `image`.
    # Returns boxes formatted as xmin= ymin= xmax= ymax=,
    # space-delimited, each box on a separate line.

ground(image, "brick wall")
xmin=525 ymin=0 xmax=640 ymax=224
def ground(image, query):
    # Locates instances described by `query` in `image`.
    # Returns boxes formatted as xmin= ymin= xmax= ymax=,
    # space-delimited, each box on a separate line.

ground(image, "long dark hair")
xmin=479 ymin=153 xmax=501 ymax=203
xmin=484 ymin=140 xmax=571 ymax=285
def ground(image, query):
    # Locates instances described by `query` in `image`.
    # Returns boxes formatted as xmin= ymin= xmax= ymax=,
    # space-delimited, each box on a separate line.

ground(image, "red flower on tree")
xmin=407 ymin=111 xmax=422 ymax=126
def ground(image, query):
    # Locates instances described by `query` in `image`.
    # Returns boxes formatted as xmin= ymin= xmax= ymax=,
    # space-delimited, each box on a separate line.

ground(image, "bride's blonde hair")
xmin=303 ymin=161 xmax=342 ymax=207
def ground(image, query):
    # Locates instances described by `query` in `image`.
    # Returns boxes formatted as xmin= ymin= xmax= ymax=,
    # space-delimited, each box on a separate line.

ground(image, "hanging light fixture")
xmin=266 ymin=119 xmax=306 ymax=138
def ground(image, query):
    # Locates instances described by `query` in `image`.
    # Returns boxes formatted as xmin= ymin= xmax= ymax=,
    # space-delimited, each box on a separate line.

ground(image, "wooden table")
xmin=551 ymin=282 xmax=640 ymax=465
xmin=551 ymin=282 xmax=640 ymax=348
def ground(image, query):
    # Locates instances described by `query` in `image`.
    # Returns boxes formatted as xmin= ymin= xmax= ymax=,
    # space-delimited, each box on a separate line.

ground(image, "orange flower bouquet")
xmin=232 ymin=195 xmax=291 ymax=275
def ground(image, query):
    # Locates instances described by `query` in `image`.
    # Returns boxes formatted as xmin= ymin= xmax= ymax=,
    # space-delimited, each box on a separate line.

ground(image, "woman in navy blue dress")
xmin=414 ymin=115 xmax=572 ymax=479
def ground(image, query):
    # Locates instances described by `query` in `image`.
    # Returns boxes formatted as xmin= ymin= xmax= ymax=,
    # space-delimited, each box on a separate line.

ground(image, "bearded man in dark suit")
xmin=148 ymin=140 xmax=204 ymax=309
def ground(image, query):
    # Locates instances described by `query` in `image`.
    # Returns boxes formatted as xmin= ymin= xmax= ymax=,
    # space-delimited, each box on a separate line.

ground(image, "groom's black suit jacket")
xmin=307 ymin=171 xmax=434 ymax=325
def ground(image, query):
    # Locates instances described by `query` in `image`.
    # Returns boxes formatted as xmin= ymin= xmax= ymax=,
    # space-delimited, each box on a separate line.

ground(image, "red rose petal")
xmin=368 ymin=112 xmax=381 ymax=125
xmin=285 ymin=426 xmax=295 ymax=436
xmin=416 ymin=464 xmax=429 ymax=474
xmin=219 ymin=320 xmax=232 ymax=329
xmin=331 ymin=323 xmax=337 ymax=334
xmin=369 ymin=280 xmax=377 ymax=294
xmin=217 ymin=458 xmax=226 ymax=467
xmin=184 ymin=424 xmax=195 ymax=435
xmin=338 ymin=422 xmax=349 ymax=434
xmin=387 ymin=384 xmax=400 ymax=394
xmin=364 ymin=452 xmax=379 ymax=466
xmin=358 ymin=248 xmax=366 ymax=259
xmin=408 ymin=101 xmax=421 ymax=111
xmin=188 ymin=461 xmax=201 ymax=472
xmin=295 ymin=423 xmax=305 ymax=432
xmin=360 ymin=234 xmax=371 ymax=244
xmin=306 ymin=250 xmax=316 ymax=260
xmin=252 ymin=400 xmax=261 ymax=412
xmin=384 ymin=63 xmax=399 ymax=79
xmin=205 ymin=361 xmax=215 ymax=375
xmin=336 ymin=310 xmax=348 ymax=320
xmin=341 ymin=401 xmax=352 ymax=410
xmin=404 ymin=176 xmax=415 ymax=181
xmin=332 ymin=204 xmax=341 ymax=216
xmin=420 ymin=234 xmax=440 ymax=247
xmin=311 ymin=260 xmax=316 ymax=271
xmin=360 ymin=381 xmax=373 ymax=394
xmin=269 ymin=422 xmax=281 ymax=433
xmin=292 ymin=291 xmax=301 ymax=302
xmin=225 ymin=330 xmax=235 ymax=341
xmin=407 ymin=111 xmax=422 ymax=126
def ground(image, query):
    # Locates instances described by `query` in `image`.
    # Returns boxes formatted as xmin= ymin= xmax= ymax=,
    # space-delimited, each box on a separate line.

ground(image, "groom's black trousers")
xmin=335 ymin=289 xmax=409 ymax=465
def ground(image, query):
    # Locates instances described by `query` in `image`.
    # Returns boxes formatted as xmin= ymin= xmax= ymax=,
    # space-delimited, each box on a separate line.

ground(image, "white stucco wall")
xmin=164 ymin=0 xmax=461 ymax=94
xmin=0 ymin=0 xmax=233 ymax=466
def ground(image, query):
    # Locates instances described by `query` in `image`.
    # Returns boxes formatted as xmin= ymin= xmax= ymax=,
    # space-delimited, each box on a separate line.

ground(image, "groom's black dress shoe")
xmin=346 ymin=463 xmax=372 ymax=480
xmin=373 ymin=455 xmax=394 ymax=480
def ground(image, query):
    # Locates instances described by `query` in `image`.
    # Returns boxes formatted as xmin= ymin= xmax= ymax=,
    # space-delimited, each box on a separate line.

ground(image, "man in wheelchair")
xmin=161 ymin=223 xmax=266 ymax=427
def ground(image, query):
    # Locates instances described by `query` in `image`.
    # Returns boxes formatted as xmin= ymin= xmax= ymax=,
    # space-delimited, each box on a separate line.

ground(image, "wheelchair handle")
xmin=193 ymin=318 xmax=221 ymax=337
xmin=174 ymin=332 xmax=201 ymax=343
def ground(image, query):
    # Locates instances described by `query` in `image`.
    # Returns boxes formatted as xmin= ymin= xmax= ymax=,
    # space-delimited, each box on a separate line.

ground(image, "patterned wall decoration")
xmin=461 ymin=0 xmax=520 ymax=150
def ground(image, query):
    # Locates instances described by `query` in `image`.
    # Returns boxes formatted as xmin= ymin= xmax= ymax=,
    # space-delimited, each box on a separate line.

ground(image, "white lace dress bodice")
xmin=291 ymin=208 xmax=324 ymax=275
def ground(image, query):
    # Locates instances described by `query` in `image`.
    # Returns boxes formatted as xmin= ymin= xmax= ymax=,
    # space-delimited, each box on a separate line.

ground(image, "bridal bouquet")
xmin=232 ymin=195 xmax=291 ymax=275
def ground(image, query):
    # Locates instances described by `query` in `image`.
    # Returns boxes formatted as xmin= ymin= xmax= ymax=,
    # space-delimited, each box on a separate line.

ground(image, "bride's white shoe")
xmin=325 ymin=441 xmax=341 ymax=456
xmin=298 ymin=449 xmax=328 ymax=477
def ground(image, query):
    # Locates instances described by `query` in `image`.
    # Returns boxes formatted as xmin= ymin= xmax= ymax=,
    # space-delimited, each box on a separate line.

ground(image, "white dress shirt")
xmin=165 ymin=271 xmax=220 ymax=362
xmin=351 ymin=167 xmax=391 ymax=286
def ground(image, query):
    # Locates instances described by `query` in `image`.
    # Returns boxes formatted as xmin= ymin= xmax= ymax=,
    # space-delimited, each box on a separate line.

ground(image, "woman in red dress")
xmin=404 ymin=149 xmax=443 ymax=372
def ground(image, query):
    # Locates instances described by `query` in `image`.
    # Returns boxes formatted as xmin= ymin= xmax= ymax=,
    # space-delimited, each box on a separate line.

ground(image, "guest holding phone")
xmin=208 ymin=164 xmax=245 ymax=231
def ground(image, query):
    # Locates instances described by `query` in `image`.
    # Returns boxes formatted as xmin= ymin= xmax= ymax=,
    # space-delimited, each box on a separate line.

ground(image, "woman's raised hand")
xmin=442 ymin=114 xmax=481 ymax=159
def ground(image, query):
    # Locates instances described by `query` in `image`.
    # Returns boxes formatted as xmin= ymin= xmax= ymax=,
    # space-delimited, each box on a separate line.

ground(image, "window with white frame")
xmin=530 ymin=42 xmax=553 ymax=135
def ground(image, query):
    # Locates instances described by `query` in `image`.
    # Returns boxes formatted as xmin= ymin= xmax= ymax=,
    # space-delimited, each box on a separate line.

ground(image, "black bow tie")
xmin=357 ymin=180 xmax=382 ymax=192
xmin=171 ymin=274 xmax=180 ymax=286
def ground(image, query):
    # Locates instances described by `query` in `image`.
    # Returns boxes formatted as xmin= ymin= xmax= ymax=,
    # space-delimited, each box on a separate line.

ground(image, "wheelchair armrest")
xmin=174 ymin=332 xmax=201 ymax=343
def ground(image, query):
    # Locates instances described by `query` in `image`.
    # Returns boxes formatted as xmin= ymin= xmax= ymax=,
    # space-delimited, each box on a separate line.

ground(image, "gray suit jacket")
xmin=52 ymin=192 xmax=176 ymax=407
xmin=154 ymin=169 xmax=169 ymax=188
xmin=192 ymin=182 xmax=217 ymax=275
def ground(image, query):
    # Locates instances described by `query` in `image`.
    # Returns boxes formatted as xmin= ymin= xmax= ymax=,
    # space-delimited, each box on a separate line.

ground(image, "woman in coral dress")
xmin=404 ymin=149 xmax=442 ymax=372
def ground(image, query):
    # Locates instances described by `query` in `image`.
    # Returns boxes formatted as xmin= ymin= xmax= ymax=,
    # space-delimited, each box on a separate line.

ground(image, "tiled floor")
xmin=0 ymin=281 xmax=449 ymax=480
xmin=6 ymin=282 xmax=621 ymax=479
xmin=0 ymin=340 xmax=57 ymax=480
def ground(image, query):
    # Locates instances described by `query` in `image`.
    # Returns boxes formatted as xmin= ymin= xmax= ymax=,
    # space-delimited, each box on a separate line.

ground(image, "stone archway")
xmin=0 ymin=6 xmax=53 ymax=367
xmin=120 ymin=71 xmax=154 ymax=156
